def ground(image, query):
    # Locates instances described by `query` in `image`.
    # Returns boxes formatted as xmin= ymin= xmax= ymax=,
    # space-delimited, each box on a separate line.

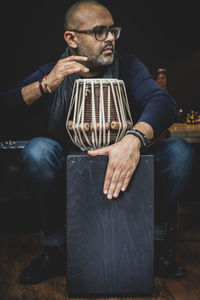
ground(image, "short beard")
xmin=75 ymin=43 xmax=115 ymax=72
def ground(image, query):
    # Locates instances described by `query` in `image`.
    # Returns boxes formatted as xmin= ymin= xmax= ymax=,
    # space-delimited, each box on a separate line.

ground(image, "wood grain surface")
xmin=0 ymin=234 xmax=200 ymax=299
xmin=66 ymin=154 xmax=154 ymax=296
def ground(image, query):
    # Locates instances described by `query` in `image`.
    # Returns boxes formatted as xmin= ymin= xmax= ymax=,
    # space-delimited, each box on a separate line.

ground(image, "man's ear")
xmin=64 ymin=31 xmax=78 ymax=49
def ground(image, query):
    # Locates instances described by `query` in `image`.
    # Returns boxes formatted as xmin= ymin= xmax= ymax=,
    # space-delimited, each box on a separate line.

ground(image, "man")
xmin=0 ymin=0 xmax=195 ymax=284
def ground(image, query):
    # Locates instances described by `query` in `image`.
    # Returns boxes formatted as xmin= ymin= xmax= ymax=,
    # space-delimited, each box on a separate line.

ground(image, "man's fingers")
xmin=103 ymin=160 xmax=114 ymax=196
xmin=88 ymin=142 xmax=140 ymax=200
xmin=47 ymin=57 xmax=89 ymax=91
xmin=56 ymin=57 xmax=89 ymax=76
xmin=106 ymin=167 xmax=121 ymax=199
xmin=121 ymin=168 xmax=134 ymax=192
xmin=112 ymin=169 xmax=128 ymax=198
xmin=62 ymin=55 xmax=88 ymax=63
xmin=57 ymin=61 xmax=89 ymax=78
xmin=67 ymin=61 xmax=89 ymax=73
xmin=88 ymin=147 xmax=109 ymax=156
xmin=66 ymin=66 xmax=89 ymax=76
xmin=107 ymin=165 xmax=136 ymax=199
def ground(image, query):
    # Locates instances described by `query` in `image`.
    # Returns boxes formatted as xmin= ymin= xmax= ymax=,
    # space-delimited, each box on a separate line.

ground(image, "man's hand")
xmin=22 ymin=56 xmax=89 ymax=105
xmin=47 ymin=56 xmax=89 ymax=92
xmin=88 ymin=134 xmax=141 ymax=199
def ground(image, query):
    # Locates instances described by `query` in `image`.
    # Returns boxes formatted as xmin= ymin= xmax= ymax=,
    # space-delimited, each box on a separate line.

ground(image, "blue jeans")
xmin=145 ymin=138 xmax=196 ymax=242
xmin=21 ymin=136 xmax=196 ymax=247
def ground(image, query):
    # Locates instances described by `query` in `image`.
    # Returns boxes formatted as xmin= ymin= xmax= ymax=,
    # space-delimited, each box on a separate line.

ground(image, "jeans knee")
xmin=166 ymin=138 xmax=196 ymax=178
xmin=171 ymin=138 xmax=195 ymax=165
xmin=21 ymin=137 xmax=65 ymax=173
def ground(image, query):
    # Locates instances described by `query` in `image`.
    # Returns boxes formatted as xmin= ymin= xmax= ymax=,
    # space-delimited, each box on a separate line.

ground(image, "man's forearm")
xmin=133 ymin=121 xmax=154 ymax=140
xmin=21 ymin=81 xmax=43 ymax=105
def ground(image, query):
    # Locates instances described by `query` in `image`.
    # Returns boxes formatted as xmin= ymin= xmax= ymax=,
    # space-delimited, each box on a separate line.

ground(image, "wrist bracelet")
xmin=125 ymin=128 xmax=150 ymax=149
xmin=43 ymin=75 xmax=52 ymax=94
xmin=39 ymin=78 xmax=45 ymax=96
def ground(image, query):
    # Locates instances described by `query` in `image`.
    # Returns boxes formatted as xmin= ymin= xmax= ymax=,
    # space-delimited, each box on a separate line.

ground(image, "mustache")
xmin=100 ymin=42 xmax=114 ymax=54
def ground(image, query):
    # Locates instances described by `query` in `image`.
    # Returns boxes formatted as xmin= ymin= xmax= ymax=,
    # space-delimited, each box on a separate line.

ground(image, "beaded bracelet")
xmin=43 ymin=75 xmax=52 ymax=94
xmin=39 ymin=78 xmax=45 ymax=95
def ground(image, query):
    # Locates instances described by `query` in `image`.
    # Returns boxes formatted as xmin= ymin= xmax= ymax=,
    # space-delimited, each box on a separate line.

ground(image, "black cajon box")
xmin=66 ymin=153 xmax=154 ymax=297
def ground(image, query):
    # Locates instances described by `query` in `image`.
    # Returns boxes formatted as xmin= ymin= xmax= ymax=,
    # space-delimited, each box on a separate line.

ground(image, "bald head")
xmin=64 ymin=0 xmax=112 ymax=31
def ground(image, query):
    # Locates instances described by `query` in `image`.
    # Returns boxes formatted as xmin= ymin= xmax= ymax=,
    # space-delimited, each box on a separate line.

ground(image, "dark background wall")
xmin=1 ymin=0 xmax=200 ymax=110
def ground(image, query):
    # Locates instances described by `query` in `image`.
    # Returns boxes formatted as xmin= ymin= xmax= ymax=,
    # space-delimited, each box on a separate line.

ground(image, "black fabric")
xmin=47 ymin=47 xmax=119 ymax=151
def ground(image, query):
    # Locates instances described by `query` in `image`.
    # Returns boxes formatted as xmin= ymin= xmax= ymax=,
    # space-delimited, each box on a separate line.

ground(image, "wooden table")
xmin=167 ymin=123 xmax=200 ymax=143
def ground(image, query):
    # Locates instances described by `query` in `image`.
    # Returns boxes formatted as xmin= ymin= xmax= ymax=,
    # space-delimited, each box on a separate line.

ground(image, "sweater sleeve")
xmin=120 ymin=54 xmax=178 ymax=137
xmin=0 ymin=62 xmax=56 ymax=110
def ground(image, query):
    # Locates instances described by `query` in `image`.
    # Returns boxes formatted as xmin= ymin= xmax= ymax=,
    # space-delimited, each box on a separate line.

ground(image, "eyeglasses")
xmin=69 ymin=25 xmax=121 ymax=41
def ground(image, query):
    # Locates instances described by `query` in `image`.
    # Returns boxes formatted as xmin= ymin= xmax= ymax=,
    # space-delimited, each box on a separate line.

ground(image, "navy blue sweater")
xmin=0 ymin=54 xmax=178 ymax=138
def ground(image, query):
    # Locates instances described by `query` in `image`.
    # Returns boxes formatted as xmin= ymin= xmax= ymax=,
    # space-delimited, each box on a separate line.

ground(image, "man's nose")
xmin=105 ymin=30 xmax=115 ymax=42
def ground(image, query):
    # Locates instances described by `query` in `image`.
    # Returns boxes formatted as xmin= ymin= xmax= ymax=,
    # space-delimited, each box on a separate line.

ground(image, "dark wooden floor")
xmin=0 ymin=232 xmax=200 ymax=300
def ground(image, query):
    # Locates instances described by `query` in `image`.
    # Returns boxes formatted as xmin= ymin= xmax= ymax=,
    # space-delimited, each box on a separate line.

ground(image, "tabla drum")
xmin=66 ymin=78 xmax=133 ymax=151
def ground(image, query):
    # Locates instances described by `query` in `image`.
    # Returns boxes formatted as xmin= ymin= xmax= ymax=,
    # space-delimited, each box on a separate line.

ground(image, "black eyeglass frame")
xmin=68 ymin=25 xmax=122 ymax=41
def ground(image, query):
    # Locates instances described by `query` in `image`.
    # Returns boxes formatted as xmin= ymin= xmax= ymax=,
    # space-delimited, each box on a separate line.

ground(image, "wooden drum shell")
xmin=66 ymin=79 xmax=133 ymax=151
